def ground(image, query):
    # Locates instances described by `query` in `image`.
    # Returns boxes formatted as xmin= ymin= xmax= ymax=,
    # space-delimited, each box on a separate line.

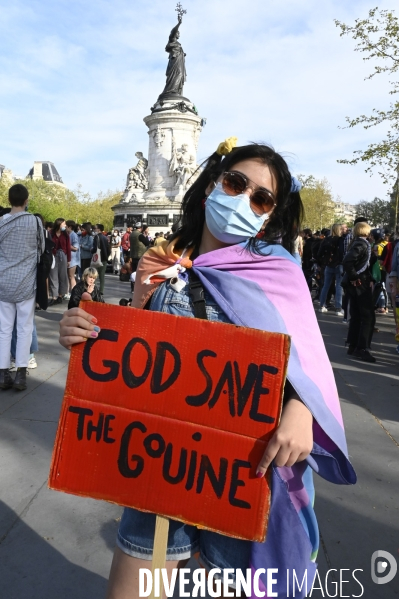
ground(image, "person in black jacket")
xmin=68 ymin=267 xmax=104 ymax=309
xmin=92 ymin=224 xmax=111 ymax=295
xmin=301 ymin=229 xmax=314 ymax=291
xmin=342 ymin=222 xmax=377 ymax=363
xmin=318 ymin=224 xmax=344 ymax=315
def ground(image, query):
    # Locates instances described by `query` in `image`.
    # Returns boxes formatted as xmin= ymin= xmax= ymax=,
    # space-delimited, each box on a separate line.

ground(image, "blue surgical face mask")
xmin=61 ymin=226 xmax=66 ymax=231
xmin=205 ymin=182 xmax=266 ymax=244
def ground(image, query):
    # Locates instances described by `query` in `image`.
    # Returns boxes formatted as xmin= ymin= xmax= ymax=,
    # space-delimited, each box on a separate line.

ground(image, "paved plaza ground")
xmin=0 ymin=273 xmax=398 ymax=598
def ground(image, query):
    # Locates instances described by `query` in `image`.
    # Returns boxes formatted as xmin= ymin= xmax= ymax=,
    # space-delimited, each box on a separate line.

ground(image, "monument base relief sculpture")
xmin=113 ymin=4 xmax=203 ymax=232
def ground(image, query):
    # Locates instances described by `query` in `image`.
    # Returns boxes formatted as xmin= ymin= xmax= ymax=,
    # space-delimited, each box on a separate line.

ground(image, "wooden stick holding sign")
xmin=49 ymin=302 xmax=290 ymax=551
xmin=149 ymin=516 xmax=170 ymax=599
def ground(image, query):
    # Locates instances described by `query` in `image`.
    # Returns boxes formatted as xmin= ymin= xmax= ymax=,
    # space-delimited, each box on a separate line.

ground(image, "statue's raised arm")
xmin=160 ymin=11 xmax=187 ymax=97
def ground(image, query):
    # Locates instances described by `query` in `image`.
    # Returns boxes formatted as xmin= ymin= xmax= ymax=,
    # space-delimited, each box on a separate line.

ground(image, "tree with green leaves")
xmin=334 ymin=8 xmax=399 ymax=188
xmin=0 ymin=177 xmax=121 ymax=230
xmin=297 ymin=175 xmax=336 ymax=231
xmin=355 ymin=196 xmax=392 ymax=225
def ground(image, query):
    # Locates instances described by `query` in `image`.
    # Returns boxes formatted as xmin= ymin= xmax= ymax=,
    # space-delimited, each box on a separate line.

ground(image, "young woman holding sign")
xmin=59 ymin=140 xmax=355 ymax=599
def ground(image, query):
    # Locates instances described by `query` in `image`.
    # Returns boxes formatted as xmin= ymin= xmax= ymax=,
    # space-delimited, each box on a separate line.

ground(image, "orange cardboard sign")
xmin=49 ymin=302 xmax=290 ymax=542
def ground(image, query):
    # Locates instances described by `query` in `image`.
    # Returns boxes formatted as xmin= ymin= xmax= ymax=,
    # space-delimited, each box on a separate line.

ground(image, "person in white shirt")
xmin=111 ymin=229 xmax=122 ymax=274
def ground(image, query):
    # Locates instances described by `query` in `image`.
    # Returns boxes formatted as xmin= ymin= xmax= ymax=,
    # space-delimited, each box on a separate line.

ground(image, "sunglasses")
xmin=221 ymin=171 xmax=276 ymax=214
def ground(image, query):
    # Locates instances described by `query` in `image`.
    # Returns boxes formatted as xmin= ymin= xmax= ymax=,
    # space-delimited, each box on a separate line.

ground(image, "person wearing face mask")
xmin=59 ymin=140 xmax=355 ymax=599
xmin=111 ymin=229 xmax=122 ymax=274
xmin=48 ymin=218 xmax=71 ymax=306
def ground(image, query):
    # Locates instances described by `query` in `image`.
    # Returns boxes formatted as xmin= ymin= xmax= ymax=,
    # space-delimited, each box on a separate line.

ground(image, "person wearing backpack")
xmin=318 ymin=224 xmax=344 ymax=315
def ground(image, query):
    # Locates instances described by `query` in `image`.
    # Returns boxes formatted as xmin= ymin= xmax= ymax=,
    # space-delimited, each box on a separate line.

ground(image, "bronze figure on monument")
xmin=160 ymin=3 xmax=187 ymax=98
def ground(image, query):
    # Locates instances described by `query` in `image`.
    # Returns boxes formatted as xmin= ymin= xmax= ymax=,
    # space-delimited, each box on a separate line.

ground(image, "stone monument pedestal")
xmin=144 ymin=98 xmax=202 ymax=204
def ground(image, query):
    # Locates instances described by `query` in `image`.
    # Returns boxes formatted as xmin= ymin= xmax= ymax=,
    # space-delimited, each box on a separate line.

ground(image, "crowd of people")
xmin=300 ymin=219 xmax=399 ymax=362
xmin=0 ymin=201 xmax=178 ymax=388
xmin=0 ymin=182 xmax=398 ymax=383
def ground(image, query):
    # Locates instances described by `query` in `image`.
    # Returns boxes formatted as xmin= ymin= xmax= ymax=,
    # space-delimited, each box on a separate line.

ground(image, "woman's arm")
xmin=256 ymin=388 xmax=313 ymax=475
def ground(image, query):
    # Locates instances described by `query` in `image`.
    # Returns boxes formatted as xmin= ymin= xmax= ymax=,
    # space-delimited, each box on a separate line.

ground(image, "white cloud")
xmin=0 ymin=0 xmax=395 ymax=204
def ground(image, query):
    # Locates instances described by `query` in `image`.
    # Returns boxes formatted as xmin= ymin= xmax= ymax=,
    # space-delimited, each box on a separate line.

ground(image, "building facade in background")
xmin=0 ymin=161 xmax=65 ymax=188
xmin=334 ymin=200 xmax=357 ymax=224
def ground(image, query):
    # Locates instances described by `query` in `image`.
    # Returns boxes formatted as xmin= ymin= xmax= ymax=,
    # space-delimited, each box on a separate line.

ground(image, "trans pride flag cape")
xmin=133 ymin=240 xmax=356 ymax=598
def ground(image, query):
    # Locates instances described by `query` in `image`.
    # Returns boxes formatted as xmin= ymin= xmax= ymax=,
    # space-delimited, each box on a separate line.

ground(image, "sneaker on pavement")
xmin=353 ymin=349 xmax=376 ymax=363
xmin=342 ymin=318 xmax=348 ymax=324
xmin=63 ymin=293 xmax=71 ymax=300
xmin=9 ymin=358 xmax=16 ymax=372
xmin=335 ymin=310 xmax=345 ymax=316
xmin=319 ymin=306 xmax=328 ymax=313
xmin=28 ymin=356 xmax=37 ymax=369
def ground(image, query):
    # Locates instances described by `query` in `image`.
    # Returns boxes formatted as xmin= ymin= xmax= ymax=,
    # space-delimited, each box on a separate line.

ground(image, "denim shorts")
xmin=117 ymin=507 xmax=252 ymax=577
xmin=117 ymin=281 xmax=251 ymax=578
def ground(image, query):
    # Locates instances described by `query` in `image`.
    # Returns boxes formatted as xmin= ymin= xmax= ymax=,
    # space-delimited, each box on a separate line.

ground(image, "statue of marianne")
xmin=161 ymin=15 xmax=187 ymax=96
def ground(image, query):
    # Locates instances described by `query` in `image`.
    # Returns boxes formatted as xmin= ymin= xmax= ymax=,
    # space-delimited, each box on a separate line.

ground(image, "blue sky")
xmin=0 ymin=0 xmax=395 ymax=203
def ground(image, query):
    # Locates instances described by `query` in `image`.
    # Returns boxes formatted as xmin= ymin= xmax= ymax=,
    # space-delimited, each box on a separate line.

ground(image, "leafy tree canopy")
xmin=335 ymin=8 xmax=399 ymax=185
xmin=297 ymin=175 xmax=336 ymax=231
xmin=355 ymin=196 xmax=392 ymax=226
xmin=0 ymin=178 xmax=121 ymax=230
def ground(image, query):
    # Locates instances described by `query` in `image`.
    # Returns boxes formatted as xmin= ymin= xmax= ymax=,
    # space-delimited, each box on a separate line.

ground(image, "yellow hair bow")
xmin=216 ymin=137 xmax=238 ymax=156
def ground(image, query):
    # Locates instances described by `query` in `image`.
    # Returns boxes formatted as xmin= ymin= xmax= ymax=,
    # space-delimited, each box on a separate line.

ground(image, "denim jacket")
xmin=79 ymin=234 xmax=94 ymax=259
xmin=150 ymin=279 xmax=231 ymax=323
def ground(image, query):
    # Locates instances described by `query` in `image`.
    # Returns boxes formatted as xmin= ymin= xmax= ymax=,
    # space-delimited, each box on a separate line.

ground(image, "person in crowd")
xmin=129 ymin=223 xmax=151 ymax=272
xmin=339 ymin=224 xmax=350 ymax=322
xmin=45 ymin=221 xmax=54 ymax=234
xmin=311 ymin=229 xmax=329 ymax=301
xmin=344 ymin=216 xmax=367 ymax=255
xmin=65 ymin=220 xmax=80 ymax=297
xmin=33 ymin=212 xmax=54 ymax=311
xmin=68 ymin=267 xmax=104 ymax=309
xmin=153 ymin=231 xmax=165 ymax=247
xmin=381 ymin=225 xmax=399 ymax=296
xmin=111 ymin=228 xmax=122 ymax=274
xmin=0 ymin=184 xmax=44 ymax=391
xmin=143 ymin=225 xmax=153 ymax=245
xmin=292 ymin=230 xmax=303 ymax=264
xmin=121 ymin=227 xmax=131 ymax=261
xmin=91 ymin=224 xmax=110 ymax=296
xmin=10 ymin=319 xmax=38 ymax=370
xmin=48 ymin=218 xmax=71 ymax=306
xmin=59 ymin=140 xmax=355 ymax=599
xmin=0 ymin=207 xmax=12 ymax=219
xmin=343 ymin=222 xmax=377 ymax=363
xmin=385 ymin=225 xmax=399 ymax=332
xmin=318 ymin=224 xmax=344 ymax=315
xmin=79 ymin=222 xmax=94 ymax=273
xmin=301 ymin=229 xmax=314 ymax=291
xmin=371 ymin=229 xmax=388 ymax=314
xmin=119 ymin=255 xmax=133 ymax=281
